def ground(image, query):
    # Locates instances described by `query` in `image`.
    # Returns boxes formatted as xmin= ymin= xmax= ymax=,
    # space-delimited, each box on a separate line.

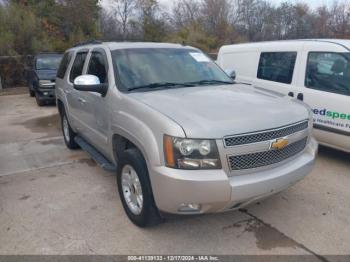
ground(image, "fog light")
xmin=178 ymin=203 xmax=202 ymax=213
xmin=43 ymin=92 xmax=48 ymax=95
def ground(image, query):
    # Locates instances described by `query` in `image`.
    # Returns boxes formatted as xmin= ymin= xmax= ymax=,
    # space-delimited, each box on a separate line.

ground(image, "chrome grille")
xmin=224 ymin=121 xmax=309 ymax=147
xmin=228 ymin=137 xmax=307 ymax=171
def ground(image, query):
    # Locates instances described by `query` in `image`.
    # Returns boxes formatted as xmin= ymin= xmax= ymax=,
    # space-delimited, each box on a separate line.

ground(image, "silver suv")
xmin=55 ymin=41 xmax=318 ymax=227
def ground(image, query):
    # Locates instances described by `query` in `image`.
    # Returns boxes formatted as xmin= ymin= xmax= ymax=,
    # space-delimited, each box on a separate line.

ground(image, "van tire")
xmin=117 ymin=148 xmax=162 ymax=227
xmin=61 ymin=108 xmax=79 ymax=149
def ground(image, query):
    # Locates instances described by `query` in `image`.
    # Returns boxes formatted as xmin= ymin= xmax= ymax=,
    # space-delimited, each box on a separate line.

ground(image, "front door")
xmin=82 ymin=48 xmax=110 ymax=156
xmin=66 ymin=51 xmax=89 ymax=133
xmin=298 ymin=50 xmax=350 ymax=151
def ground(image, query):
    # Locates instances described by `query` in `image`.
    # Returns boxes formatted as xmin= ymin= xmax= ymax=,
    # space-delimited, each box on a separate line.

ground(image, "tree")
xmin=171 ymin=0 xmax=201 ymax=30
xmin=138 ymin=0 xmax=166 ymax=41
xmin=110 ymin=0 xmax=137 ymax=40
xmin=0 ymin=3 xmax=51 ymax=55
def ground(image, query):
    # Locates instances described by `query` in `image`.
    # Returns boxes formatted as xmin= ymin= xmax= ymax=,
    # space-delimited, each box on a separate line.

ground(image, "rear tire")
xmin=117 ymin=148 xmax=162 ymax=227
xmin=61 ymin=108 xmax=79 ymax=149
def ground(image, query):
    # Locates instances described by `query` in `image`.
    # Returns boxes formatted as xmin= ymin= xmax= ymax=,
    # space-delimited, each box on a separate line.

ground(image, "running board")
xmin=74 ymin=136 xmax=117 ymax=172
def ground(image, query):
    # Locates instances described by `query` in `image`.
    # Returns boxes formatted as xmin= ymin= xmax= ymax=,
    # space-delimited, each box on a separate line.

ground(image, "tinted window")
xmin=57 ymin=52 xmax=72 ymax=79
xmin=69 ymin=52 xmax=87 ymax=83
xmin=305 ymin=52 xmax=350 ymax=96
xmin=111 ymin=48 xmax=232 ymax=91
xmin=36 ymin=55 xmax=62 ymax=70
xmin=87 ymin=52 xmax=108 ymax=83
xmin=257 ymin=52 xmax=297 ymax=84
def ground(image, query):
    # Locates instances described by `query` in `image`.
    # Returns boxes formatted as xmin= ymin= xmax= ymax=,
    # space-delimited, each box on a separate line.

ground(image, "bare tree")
xmin=172 ymin=0 xmax=201 ymax=30
xmin=201 ymin=0 xmax=231 ymax=38
xmin=329 ymin=0 xmax=350 ymax=38
xmin=110 ymin=0 xmax=137 ymax=40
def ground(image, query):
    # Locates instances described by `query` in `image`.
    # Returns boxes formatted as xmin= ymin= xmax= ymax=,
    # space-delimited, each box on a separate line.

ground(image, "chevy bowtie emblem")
xmin=271 ymin=138 xmax=289 ymax=150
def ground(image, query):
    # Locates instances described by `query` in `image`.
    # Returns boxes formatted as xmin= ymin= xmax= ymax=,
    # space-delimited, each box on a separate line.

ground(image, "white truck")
xmin=217 ymin=39 xmax=350 ymax=153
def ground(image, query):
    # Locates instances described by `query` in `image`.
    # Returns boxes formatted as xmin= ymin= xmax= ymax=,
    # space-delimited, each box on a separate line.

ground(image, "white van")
xmin=217 ymin=39 xmax=350 ymax=153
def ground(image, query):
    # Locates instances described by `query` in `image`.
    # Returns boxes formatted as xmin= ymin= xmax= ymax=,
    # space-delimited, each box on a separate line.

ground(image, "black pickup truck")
xmin=27 ymin=53 xmax=62 ymax=106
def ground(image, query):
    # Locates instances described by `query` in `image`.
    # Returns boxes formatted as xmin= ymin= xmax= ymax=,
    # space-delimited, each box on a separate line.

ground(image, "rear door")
xmin=297 ymin=47 xmax=350 ymax=151
xmin=253 ymin=51 xmax=300 ymax=97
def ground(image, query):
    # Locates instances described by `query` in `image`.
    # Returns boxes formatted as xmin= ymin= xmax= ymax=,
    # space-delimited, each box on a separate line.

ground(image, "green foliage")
xmin=0 ymin=4 xmax=50 ymax=55
xmin=167 ymin=24 xmax=217 ymax=52
xmin=0 ymin=0 xmax=101 ymax=55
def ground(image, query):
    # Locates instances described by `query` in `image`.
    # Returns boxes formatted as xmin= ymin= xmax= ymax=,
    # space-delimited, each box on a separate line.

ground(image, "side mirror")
xmin=225 ymin=69 xmax=236 ymax=80
xmin=73 ymin=75 xmax=107 ymax=96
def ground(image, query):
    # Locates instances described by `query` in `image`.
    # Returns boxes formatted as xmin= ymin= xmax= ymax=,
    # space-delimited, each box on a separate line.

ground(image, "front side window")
xmin=87 ymin=51 xmax=108 ymax=84
xmin=111 ymin=48 xmax=233 ymax=92
xmin=305 ymin=52 xmax=350 ymax=96
xmin=57 ymin=52 xmax=72 ymax=79
xmin=257 ymin=52 xmax=297 ymax=84
xmin=69 ymin=52 xmax=87 ymax=83
xmin=36 ymin=55 xmax=62 ymax=70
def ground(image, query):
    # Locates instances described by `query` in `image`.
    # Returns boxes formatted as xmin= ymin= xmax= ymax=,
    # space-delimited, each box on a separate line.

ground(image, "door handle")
xmin=64 ymin=89 xmax=71 ymax=94
xmin=288 ymin=92 xmax=294 ymax=97
xmin=297 ymin=93 xmax=304 ymax=101
xmin=78 ymin=98 xmax=86 ymax=103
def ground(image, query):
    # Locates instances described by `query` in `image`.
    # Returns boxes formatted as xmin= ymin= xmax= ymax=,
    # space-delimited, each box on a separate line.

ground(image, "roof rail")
xmin=73 ymin=40 xmax=103 ymax=47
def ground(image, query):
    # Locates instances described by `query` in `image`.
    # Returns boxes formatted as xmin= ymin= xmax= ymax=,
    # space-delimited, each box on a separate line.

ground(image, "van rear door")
xmin=252 ymin=51 xmax=300 ymax=97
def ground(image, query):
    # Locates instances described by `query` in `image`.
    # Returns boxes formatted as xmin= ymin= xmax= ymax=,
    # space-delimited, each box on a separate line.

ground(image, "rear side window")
xmin=305 ymin=52 xmax=350 ymax=96
xmin=69 ymin=52 xmax=87 ymax=83
xmin=257 ymin=52 xmax=297 ymax=84
xmin=87 ymin=51 xmax=108 ymax=84
xmin=57 ymin=52 xmax=72 ymax=79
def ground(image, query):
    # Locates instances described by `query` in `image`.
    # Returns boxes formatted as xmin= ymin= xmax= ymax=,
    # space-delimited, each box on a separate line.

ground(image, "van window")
xmin=87 ymin=51 xmax=108 ymax=84
xmin=257 ymin=52 xmax=297 ymax=84
xmin=69 ymin=52 xmax=88 ymax=83
xmin=305 ymin=52 xmax=350 ymax=96
xmin=57 ymin=52 xmax=72 ymax=79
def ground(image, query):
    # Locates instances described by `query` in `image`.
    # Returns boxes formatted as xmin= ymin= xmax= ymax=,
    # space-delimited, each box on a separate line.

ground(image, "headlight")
xmin=163 ymin=135 xmax=221 ymax=170
xmin=39 ymin=80 xmax=54 ymax=87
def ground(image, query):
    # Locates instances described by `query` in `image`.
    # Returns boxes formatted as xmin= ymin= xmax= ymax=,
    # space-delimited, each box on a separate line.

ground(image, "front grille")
xmin=224 ymin=121 xmax=309 ymax=147
xmin=228 ymin=137 xmax=307 ymax=171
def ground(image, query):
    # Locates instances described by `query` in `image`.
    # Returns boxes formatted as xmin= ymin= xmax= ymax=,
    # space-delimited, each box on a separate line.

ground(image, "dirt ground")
xmin=0 ymin=91 xmax=350 ymax=259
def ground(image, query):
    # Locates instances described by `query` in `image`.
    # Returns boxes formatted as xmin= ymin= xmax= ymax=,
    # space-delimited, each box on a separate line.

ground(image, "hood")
xmin=35 ymin=69 xmax=57 ymax=81
xmin=130 ymin=85 xmax=309 ymax=138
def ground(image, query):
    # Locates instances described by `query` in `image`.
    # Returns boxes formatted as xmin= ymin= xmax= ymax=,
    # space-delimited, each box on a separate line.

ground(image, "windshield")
xmin=111 ymin=48 xmax=233 ymax=91
xmin=36 ymin=55 xmax=62 ymax=70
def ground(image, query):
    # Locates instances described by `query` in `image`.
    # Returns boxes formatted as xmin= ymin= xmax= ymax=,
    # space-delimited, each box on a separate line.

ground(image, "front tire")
xmin=117 ymin=148 xmax=162 ymax=227
xmin=35 ymin=92 xmax=45 ymax=106
xmin=28 ymin=83 xmax=35 ymax=97
xmin=61 ymin=109 xmax=79 ymax=149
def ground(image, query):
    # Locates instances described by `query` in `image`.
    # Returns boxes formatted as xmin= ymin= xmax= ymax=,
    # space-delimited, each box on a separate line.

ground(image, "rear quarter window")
xmin=57 ymin=52 xmax=72 ymax=79
xmin=257 ymin=52 xmax=297 ymax=84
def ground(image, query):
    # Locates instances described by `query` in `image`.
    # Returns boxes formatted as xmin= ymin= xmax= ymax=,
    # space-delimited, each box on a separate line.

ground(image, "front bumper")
xmin=151 ymin=138 xmax=318 ymax=214
xmin=36 ymin=87 xmax=56 ymax=100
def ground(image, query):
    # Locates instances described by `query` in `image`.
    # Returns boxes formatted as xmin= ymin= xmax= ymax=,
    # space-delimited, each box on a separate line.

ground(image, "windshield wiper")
xmin=128 ymin=82 xmax=195 ymax=91
xmin=185 ymin=79 xmax=234 ymax=86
